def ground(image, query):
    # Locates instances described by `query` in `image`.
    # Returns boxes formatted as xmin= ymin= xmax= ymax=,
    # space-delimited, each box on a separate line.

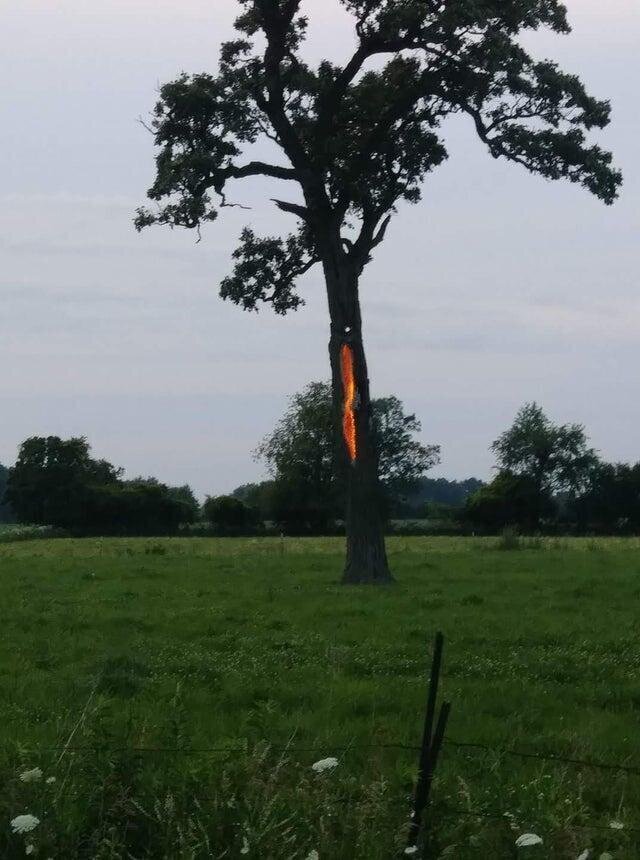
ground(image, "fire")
xmin=340 ymin=343 xmax=357 ymax=463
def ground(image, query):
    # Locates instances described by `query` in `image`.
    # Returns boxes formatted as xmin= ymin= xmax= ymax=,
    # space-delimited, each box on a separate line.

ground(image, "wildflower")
xmin=311 ymin=757 xmax=339 ymax=774
xmin=45 ymin=776 xmax=56 ymax=785
xmin=609 ymin=820 xmax=624 ymax=830
xmin=19 ymin=768 xmax=43 ymax=784
xmin=10 ymin=815 xmax=40 ymax=835
xmin=515 ymin=833 xmax=543 ymax=847
xmin=240 ymin=836 xmax=249 ymax=855
xmin=404 ymin=847 xmax=418 ymax=856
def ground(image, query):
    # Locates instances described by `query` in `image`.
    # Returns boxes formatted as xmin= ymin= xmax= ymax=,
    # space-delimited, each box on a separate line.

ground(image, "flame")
xmin=340 ymin=343 xmax=357 ymax=463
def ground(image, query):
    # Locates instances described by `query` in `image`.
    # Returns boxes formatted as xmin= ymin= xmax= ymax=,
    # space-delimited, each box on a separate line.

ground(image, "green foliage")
xmin=6 ymin=437 xmax=121 ymax=529
xmin=6 ymin=437 xmax=196 ymax=535
xmin=1 ymin=537 xmax=640 ymax=857
xmin=83 ymin=481 xmax=191 ymax=536
xmin=0 ymin=463 xmax=14 ymax=522
xmin=255 ymin=381 xmax=440 ymax=531
xmin=137 ymin=0 xmax=621 ymax=315
xmin=406 ymin=477 xmax=485 ymax=512
xmin=203 ymin=495 xmax=260 ymax=531
xmin=465 ymin=471 xmax=553 ymax=532
xmin=484 ymin=403 xmax=599 ymax=530
xmin=492 ymin=403 xmax=598 ymax=496
xmin=571 ymin=461 xmax=640 ymax=534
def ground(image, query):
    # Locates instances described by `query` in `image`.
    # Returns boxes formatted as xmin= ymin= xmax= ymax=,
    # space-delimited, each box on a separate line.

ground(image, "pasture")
xmin=1 ymin=536 xmax=639 ymax=858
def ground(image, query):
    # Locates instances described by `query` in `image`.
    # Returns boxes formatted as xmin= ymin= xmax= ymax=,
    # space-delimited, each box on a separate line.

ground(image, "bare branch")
xmin=271 ymin=198 xmax=309 ymax=220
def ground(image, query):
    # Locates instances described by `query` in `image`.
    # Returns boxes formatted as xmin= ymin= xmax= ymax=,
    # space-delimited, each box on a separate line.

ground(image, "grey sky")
xmin=2 ymin=1 xmax=638 ymax=497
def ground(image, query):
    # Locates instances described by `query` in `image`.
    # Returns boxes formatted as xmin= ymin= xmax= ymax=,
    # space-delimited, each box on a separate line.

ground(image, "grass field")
xmin=1 ymin=536 xmax=639 ymax=858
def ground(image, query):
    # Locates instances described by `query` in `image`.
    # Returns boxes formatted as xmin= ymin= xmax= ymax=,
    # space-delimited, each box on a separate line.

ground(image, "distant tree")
xmin=0 ymin=463 xmax=14 ymax=522
xmin=491 ymin=403 xmax=598 ymax=527
xmin=403 ymin=477 xmax=485 ymax=514
xmin=204 ymin=495 xmax=259 ymax=531
xmin=571 ymin=462 xmax=640 ymax=534
xmin=136 ymin=1 xmax=620 ymax=583
xmin=132 ymin=477 xmax=200 ymax=524
xmin=232 ymin=481 xmax=277 ymax=521
xmin=83 ymin=480 xmax=190 ymax=535
xmin=6 ymin=437 xmax=121 ymax=528
xmin=256 ymin=381 xmax=440 ymax=531
xmin=464 ymin=471 xmax=551 ymax=532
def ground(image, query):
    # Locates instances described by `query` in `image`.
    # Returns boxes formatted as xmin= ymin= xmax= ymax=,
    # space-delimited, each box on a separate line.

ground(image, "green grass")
xmin=1 ymin=536 xmax=639 ymax=858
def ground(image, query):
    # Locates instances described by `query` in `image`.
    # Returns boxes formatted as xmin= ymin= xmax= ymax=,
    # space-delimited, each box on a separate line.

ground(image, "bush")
xmin=203 ymin=496 xmax=260 ymax=531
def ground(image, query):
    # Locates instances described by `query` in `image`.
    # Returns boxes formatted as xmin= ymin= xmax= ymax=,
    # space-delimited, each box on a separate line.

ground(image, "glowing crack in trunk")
xmin=340 ymin=343 xmax=357 ymax=463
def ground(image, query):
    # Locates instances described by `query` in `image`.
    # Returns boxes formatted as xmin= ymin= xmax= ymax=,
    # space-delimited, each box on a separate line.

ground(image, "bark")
xmin=321 ymin=239 xmax=394 ymax=585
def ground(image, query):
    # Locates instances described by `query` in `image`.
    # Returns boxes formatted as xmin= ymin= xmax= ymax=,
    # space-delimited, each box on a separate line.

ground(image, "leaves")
xmin=136 ymin=0 xmax=622 ymax=314
xmin=219 ymin=227 xmax=317 ymax=314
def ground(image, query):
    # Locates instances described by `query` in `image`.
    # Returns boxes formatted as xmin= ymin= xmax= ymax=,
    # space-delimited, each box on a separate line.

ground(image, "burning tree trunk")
xmin=324 ymin=252 xmax=393 ymax=585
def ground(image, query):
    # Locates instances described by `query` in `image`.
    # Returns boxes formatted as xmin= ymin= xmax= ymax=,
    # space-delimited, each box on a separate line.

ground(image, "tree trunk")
xmin=321 ymin=243 xmax=394 ymax=585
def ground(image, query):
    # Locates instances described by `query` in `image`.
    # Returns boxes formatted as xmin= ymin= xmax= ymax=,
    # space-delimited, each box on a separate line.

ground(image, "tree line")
xmin=1 ymin=394 xmax=638 ymax=537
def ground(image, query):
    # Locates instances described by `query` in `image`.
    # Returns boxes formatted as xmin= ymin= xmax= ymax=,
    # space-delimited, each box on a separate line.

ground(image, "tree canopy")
xmin=492 ymin=402 xmax=598 ymax=497
xmin=136 ymin=0 xmax=621 ymax=315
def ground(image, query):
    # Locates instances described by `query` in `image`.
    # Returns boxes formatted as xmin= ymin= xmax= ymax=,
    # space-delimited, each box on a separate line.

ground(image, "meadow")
xmin=1 ymin=536 xmax=639 ymax=858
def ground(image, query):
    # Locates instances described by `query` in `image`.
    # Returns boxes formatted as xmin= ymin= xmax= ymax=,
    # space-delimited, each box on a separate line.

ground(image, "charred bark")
xmin=321 ymin=242 xmax=393 ymax=585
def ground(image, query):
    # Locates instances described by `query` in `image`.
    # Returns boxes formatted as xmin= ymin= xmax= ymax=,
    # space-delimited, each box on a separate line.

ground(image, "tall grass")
xmin=1 ymin=537 xmax=639 ymax=857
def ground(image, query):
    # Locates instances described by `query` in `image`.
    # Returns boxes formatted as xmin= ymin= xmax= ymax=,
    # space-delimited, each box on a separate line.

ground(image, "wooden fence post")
xmin=405 ymin=632 xmax=451 ymax=857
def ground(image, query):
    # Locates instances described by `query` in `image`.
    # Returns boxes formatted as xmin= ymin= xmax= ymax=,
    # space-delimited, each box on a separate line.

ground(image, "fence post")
xmin=405 ymin=632 xmax=451 ymax=857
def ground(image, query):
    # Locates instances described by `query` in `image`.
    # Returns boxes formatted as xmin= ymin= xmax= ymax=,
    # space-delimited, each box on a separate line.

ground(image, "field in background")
xmin=1 ymin=537 xmax=639 ymax=858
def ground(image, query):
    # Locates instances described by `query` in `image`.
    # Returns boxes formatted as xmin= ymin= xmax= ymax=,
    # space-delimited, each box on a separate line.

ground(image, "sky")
xmin=1 ymin=0 xmax=638 ymax=498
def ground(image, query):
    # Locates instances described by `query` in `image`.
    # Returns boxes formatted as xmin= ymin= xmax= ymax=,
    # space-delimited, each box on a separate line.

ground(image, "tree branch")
xmin=271 ymin=198 xmax=309 ymax=220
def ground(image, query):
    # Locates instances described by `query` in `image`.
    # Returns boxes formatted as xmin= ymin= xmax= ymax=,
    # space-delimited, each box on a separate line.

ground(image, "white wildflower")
xmin=11 ymin=815 xmax=40 ymax=835
xmin=45 ymin=776 xmax=56 ymax=785
xmin=404 ymin=847 xmax=418 ymax=856
xmin=515 ymin=833 xmax=543 ymax=848
xmin=311 ymin=757 xmax=339 ymax=774
xmin=19 ymin=768 xmax=43 ymax=784
xmin=240 ymin=836 xmax=249 ymax=855
xmin=305 ymin=852 xmax=319 ymax=860
xmin=609 ymin=820 xmax=624 ymax=830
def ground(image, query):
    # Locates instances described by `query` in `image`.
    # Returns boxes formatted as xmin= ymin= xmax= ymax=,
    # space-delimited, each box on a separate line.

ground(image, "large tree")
xmin=255 ymin=381 xmax=440 ymax=531
xmin=136 ymin=0 xmax=620 ymax=582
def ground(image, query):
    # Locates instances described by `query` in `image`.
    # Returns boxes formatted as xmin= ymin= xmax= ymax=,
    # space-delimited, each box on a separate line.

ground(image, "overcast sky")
xmin=1 ymin=0 xmax=638 ymax=497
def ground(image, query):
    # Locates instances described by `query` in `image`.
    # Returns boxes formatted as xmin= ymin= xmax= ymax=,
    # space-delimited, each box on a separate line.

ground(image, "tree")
xmin=6 ymin=436 xmax=121 ymax=529
xmin=255 ymin=381 xmax=440 ymax=531
xmin=571 ymin=462 xmax=640 ymax=534
xmin=464 ymin=471 xmax=550 ymax=532
xmin=131 ymin=477 xmax=201 ymax=524
xmin=136 ymin=1 xmax=620 ymax=582
xmin=203 ymin=495 xmax=259 ymax=531
xmin=491 ymin=403 xmax=598 ymax=527
xmin=0 ymin=463 xmax=14 ymax=523
xmin=6 ymin=437 xmax=195 ymax=534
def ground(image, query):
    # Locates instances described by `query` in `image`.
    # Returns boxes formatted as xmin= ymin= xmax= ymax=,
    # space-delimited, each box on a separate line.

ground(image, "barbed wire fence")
xmin=6 ymin=633 xmax=640 ymax=856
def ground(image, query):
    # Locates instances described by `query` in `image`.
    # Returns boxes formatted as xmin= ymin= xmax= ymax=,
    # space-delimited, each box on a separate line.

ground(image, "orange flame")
xmin=340 ymin=343 xmax=357 ymax=463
